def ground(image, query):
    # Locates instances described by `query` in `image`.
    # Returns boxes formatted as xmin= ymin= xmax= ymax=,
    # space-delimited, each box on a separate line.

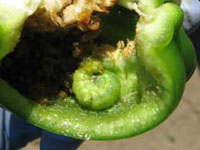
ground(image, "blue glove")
xmin=0 ymin=107 xmax=83 ymax=150
xmin=181 ymin=0 xmax=200 ymax=32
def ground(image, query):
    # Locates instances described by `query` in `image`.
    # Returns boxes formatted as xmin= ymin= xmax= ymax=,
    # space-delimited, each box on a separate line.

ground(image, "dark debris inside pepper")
xmin=0 ymin=29 xmax=89 ymax=101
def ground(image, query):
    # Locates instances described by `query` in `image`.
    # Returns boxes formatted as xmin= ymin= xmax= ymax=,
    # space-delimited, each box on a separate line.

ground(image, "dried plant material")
xmin=26 ymin=0 xmax=117 ymax=31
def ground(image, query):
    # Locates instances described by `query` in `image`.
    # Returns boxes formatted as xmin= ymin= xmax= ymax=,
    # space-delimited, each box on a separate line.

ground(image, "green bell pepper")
xmin=0 ymin=0 xmax=196 ymax=140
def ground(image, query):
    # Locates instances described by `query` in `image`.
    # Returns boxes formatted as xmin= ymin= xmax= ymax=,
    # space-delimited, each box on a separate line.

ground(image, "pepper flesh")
xmin=0 ymin=0 xmax=196 ymax=140
xmin=0 ymin=0 xmax=40 ymax=60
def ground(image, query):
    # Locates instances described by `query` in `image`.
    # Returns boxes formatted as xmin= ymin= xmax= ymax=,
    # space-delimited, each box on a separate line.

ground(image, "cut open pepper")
xmin=0 ymin=0 xmax=196 ymax=140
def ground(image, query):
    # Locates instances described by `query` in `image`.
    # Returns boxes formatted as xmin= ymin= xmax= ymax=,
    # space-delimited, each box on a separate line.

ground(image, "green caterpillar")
xmin=0 ymin=0 xmax=196 ymax=140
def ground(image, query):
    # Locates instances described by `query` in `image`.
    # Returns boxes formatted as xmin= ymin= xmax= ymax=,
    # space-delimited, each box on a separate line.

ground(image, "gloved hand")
xmin=181 ymin=0 xmax=200 ymax=32
xmin=0 ymin=107 xmax=82 ymax=150
xmin=181 ymin=0 xmax=200 ymax=64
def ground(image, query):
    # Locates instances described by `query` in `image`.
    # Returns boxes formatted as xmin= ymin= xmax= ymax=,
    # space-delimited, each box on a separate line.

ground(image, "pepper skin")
xmin=0 ymin=0 xmax=196 ymax=140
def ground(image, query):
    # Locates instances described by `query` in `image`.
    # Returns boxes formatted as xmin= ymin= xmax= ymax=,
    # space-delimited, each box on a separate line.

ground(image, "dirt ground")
xmin=23 ymin=68 xmax=200 ymax=150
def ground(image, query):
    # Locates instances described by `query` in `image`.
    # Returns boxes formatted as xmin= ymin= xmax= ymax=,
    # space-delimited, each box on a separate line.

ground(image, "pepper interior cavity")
xmin=0 ymin=0 xmax=196 ymax=140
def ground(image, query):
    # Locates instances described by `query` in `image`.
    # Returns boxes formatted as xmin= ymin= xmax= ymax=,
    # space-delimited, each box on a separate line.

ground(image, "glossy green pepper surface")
xmin=0 ymin=0 xmax=196 ymax=140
